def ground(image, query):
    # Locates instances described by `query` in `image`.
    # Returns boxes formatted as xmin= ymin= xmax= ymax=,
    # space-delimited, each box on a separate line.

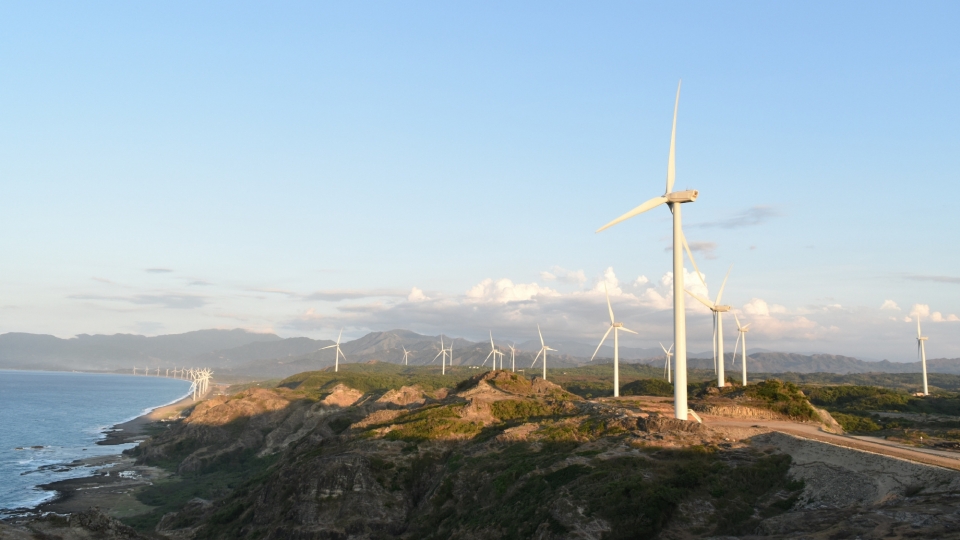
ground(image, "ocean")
xmin=0 ymin=370 xmax=191 ymax=516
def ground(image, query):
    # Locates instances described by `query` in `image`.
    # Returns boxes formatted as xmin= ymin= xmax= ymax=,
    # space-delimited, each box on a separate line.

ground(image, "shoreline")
xmin=98 ymin=393 xmax=197 ymax=445
xmin=2 ymin=391 xmax=205 ymax=521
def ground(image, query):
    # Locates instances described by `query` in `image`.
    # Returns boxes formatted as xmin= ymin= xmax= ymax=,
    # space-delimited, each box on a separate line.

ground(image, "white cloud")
xmin=910 ymin=304 xmax=930 ymax=318
xmin=880 ymin=300 xmax=900 ymax=311
xmin=408 ymin=287 xmax=428 ymax=302
xmin=466 ymin=278 xmax=558 ymax=303
xmin=633 ymin=275 xmax=650 ymax=287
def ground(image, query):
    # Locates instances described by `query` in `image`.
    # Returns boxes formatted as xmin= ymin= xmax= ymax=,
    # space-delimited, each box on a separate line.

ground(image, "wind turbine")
xmin=483 ymin=331 xmax=501 ymax=370
xmin=595 ymin=81 xmax=697 ymax=420
xmin=402 ymin=346 xmax=414 ymax=366
xmin=507 ymin=344 xmax=517 ymax=372
xmin=321 ymin=329 xmax=346 ymax=372
xmin=530 ymin=325 xmax=556 ymax=380
xmin=917 ymin=315 xmax=929 ymax=396
xmin=683 ymin=247 xmax=733 ymax=388
xmin=660 ymin=342 xmax=674 ymax=383
xmin=589 ymin=283 xmax=637 ymax=397
xmin=433 ymin=335 xmax=450 ymax=374
xmin=732 ymin=312 xmax=751 ymax=386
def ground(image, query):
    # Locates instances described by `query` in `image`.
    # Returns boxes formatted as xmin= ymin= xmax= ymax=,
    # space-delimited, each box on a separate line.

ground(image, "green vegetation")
xmin=381 ymin=404 xmax=484 ymax=442
xmin=404 ymin=443 xmax=803 ymax=540
xmin=742 ymin=379 xmax=820 ymax=421
xmin=551 ymin=363 xmax=714 ymax=398
xmin=759 ymin=371 xmax=960 ymax=393
xmin=621 ymin=378 xmax=674 ymax=397
xmin=279 ymin=362 xmax=470 ymax=396
xmin=122 ymin=448 xmax=278 ymax=533
xmin=805 ymin=385 xmax=960 ymax=416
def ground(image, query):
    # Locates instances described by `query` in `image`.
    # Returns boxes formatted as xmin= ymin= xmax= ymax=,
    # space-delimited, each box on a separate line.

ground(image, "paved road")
xmin=708 ymin=416 xmax=960 ymax=472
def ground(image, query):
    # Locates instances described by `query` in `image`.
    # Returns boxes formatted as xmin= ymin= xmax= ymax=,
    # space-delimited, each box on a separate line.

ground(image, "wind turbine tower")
xmin=596 ymin=81 xmax=697 ymax=420
xmin=917 ymin=316 xmax=929 ymax=396
xmin=321 ymin=329 xmax=346 ymax=372
xmin=433 ymin=335 xmax=450 ymax=374
xmin=589 ymin=283 xmax=637 ymax=397
xmin=508 ymin=344 xmax=517 ymax=372
xmin=531 ymin=325 xmax=556 ymax=380
xmin=732 ymin=313 xmax=751 ymax=386
xmin=483 ymin=331 xmax=501 ymax=370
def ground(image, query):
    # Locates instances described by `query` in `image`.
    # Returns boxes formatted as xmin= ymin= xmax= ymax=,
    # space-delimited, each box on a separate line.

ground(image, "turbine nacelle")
xmin=714 ymin=305 xmax=731 ymax=313
xmin=665 ymin=190 xmax=699 ymax=203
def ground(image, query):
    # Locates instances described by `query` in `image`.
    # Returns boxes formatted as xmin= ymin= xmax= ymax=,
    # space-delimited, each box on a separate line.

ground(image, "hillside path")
xmin=709 ymin=416 xmax=960 ymax=472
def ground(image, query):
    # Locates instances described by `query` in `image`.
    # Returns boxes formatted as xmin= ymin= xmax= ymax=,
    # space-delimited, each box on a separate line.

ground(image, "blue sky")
xmin=1 ymin=2 xmax=958 ymax=360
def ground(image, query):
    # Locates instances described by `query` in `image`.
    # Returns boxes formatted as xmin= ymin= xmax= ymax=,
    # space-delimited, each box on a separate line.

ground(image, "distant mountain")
xmin=5 ymin=328 xmax=960 ymax=379
xmin=0 ymin=329 xmax=280 ymax=372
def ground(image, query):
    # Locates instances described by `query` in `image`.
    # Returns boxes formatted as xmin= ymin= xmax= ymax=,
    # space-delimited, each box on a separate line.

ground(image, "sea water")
xmin=0 ymin=370 xmax=191 ymax=516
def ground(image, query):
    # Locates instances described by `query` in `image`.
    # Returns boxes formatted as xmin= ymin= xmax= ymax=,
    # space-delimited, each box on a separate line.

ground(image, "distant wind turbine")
xmin=507 ymin=344 xmax=517 ymax=372
xmin=683 ymin=246 xmax=733 ymax=388
xmin=402 ymin=346 xmax=414 ymax=366
xmin=732 ymin=312 xmax=751 ymax=386
xmin=530 ymin=325 xmax=556 ymax=380
xmin=433 ymin=335 xmax=450 ymax=374
xmin=660 ymin=342 xmax=674 ymax=383
xmin=321 ymin=329 xmax=346 ymax=372
xmin=595 ymin=81 xmax=698 ymax=420
xmin=589 ymin=283 xmax=637 ymax=397
xmin=917 ymin=315 xmax=929 ymax=396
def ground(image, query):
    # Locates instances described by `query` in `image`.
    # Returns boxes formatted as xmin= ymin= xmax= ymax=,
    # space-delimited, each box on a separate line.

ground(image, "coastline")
xmin=2 ymin=390 xmax=202 ymax=521
xmin=98 ymin=393 xmax=197 ymax=446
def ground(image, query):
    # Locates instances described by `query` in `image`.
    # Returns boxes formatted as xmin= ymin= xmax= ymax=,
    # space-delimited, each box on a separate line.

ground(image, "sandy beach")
xmin=97 ymin=393 xmax=198 ymax=446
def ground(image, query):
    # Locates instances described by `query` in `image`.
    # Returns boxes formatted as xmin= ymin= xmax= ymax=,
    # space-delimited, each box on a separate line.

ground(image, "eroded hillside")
xmin=114 ymin=370 xmax=960 ymax=540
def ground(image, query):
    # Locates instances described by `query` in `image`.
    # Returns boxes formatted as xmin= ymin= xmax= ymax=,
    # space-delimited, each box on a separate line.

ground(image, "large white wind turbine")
xmin=660 ymin=342 xmax=673 ymax=383
xmin=589 ymin=283 xmax=638 ymax=397
xmin=321 ymin=329 xmax=346 ymax=372
xmin=596 ymin=81 xmax=697 ymax=420
xmin=483 ymin=331 xmax=501 ymax=369
xmin=683 ymin=248 xmax=733 ymax=388
xmin=917 ymin=316 xmax=929 ymax=396
xmin=732 ymin=312 xmax=751 ymax=386
xmin=507 ymin=344 xmax=517 ymax=372
xmin=530 ymin=325 xmax=556 ymax=380
xmin=402 ymin=346 xmax=414 ymax=366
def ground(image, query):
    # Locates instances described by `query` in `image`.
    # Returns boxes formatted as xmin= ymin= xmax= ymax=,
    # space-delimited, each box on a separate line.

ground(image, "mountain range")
xmin=2 ymin=328 xmax=959 ymax=379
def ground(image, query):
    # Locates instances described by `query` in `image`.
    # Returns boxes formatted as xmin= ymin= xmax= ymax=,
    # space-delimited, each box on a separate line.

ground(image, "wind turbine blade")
xmin=682 ymin=231 xmax=708 ymax=290
xmin=531 ymin=349 xmax=543 ymax=368
xmin=666 ymin=80 xmax=681 ymax=194
xmin=320 ymin=344 xmax=335 ymax=350
xmin=685 ymin=289 xmax=715 ymax=309
xmin=596 ymin=196 xmax=668 ymax=233
xmin=604 ymin=282 xmax=615 ymax=324
xmin=434 ymin=350 xmax=443 ymax=361
xmin=742 ymin=323 xmax=751 ymax=330
xmin=590 ymin=327 xmax=614 ymax=362
xmin=917 ymin=316 xmax=922 ymax=339
xmin=620 ymin=327 xmax=638 ymax=334
xmin=732 ymin=332 xmax=741 ymax=365
xmin=538 ymin=324 xmax=545 ymax=347
xmin=733 ymin=311 xmax=742 ymax=331
xmin=715 ymin=265 xmax=732 ymax=304
xmin=669 ymin=344 xmax=674 ymax=354
xmin=490 ymin=330 xmax=494 ymax=347
xmin=660 ymin=342 xmax=669 ymax=355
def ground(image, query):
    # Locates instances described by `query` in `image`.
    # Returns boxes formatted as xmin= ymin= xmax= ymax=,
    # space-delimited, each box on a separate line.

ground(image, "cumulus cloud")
xmin=466 ymin=279 xmax=558 ymax=303
xmin=408 ymin=287 xmax=428 ymax=302
xmin=880 ymin=300 xmax=900 ymax=311
xmin=634 ymin=275 xmax=650 ymax=287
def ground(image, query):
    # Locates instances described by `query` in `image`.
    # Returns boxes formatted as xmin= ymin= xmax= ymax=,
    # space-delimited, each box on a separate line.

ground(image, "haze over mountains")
xmin=1 ymin=329 xmax=959 ymax=379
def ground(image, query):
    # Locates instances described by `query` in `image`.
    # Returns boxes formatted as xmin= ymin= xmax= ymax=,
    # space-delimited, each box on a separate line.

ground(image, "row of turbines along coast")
xmin=132 ymin=366 xmax=213 ymax=400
